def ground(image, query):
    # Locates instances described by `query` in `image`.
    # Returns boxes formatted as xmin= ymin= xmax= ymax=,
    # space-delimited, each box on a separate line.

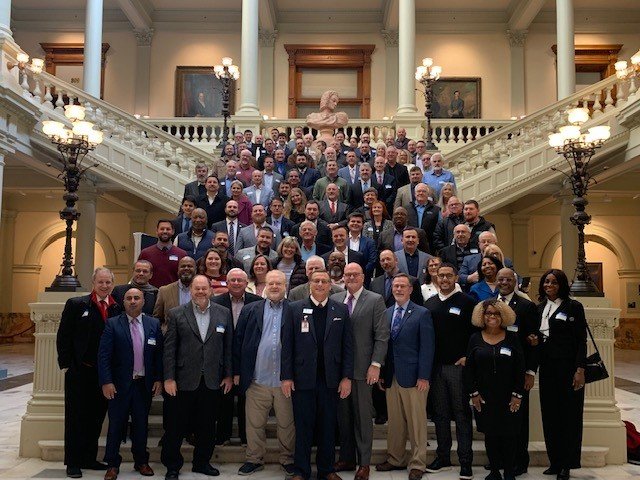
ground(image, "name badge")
xmin=385 ymin=185 xmax=392 ymax=189
xmin=507 ymin=325 xmax=519 ymax=333
xmin=236 ymin=171 xmax=242 ymax=176
xmin=216 ymin=325 xmax=225 ymax=333
xmin=283 ymin=232 xmax=290 ymax=237
xmin=243 ymin=254 xmax=251 ymax=260
xmin=449 ymin=307 xmax=461 ymax=316
xmin=470 ymin=248 xmax=479 ymax=254
xmin=556 ymin=312 xmax=568 ymax=321
xmin=301 ymin=319 xmax=310 ymax=333
xmin=82 ymin=310 xmax=89 ymax=317
xmin=333 ymin=317 xmax=342 ymax=322
xmin=148 ymin=338 xmax=156 ymax=345
xmin=221 ymin=180 xmax=226 ymax=185
xmin=219 ymin=281 xmax=227 ymax=286
xmin=368 ymin=227 xmax=374 ymax=232
xmin=303 ymin=308 xmax=313 ymax=315
xmin=169 ymin=255 xmax=179 ymax=261
xmin=500 ymin=347 xmax=512 ymax=356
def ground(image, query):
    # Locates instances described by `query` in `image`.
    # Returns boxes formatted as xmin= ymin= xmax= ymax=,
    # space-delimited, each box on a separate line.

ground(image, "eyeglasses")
xmin=483 ymin=311 xmax=501 ymax=318
xmin=344 ymin=273 xmax=363 ymax=278
xmin=437 ymin=273 xmax=455 ymax=279
xmin=311 ymin=279 xmax=330 ymax=284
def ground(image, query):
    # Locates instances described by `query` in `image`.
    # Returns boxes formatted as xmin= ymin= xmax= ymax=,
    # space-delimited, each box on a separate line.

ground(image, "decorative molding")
xmin=258 ymin=28 xmax=278 ymax=48
xmin=381 ymin=29 xmax=399 ymax=48
xmin=506 ymin=29 xmax=527 ymax=48
xmin=133 ymin=28 xmax=154 ymax=46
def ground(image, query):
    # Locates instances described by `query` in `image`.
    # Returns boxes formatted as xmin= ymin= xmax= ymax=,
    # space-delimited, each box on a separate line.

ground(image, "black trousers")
xmin=485 ymin=434 xmax=517 ymax=475
xmin=104 ymin=379 xmax=152 ymax=468
xmin=216 ymin=385 xmax=246 ymax=443
xmin=64 ymin=365 xmax=107 ymax=467
xmin=539 ymin=356 xmax=584 ymax=470
xmin=292 ymin=379 xmax=339 ymax=480
xmin=515 ymin=389 xmax=530 ymax=469
xmin=161 ymin=377 xmax=220 ymax=471
xmin=372 ymin=385 xmax=387 ymax=420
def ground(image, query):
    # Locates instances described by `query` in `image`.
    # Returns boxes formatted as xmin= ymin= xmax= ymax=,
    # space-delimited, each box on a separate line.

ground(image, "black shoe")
xmin=484 ymin=465 xmax=492 ymax=471
xmin=504 ymin=474 xmax=516 ymax=480
xmin=485 ymin=472 xmax=503 ymax=480
xmin=425 ymin=458 xmax=452 ymax=473
xmin=543 ymin=467 xmax=559 ymax=475
xmin=513 ymin=466 xmax=528 ymax=476
xmin=165 ymin=471 xmax=179 ymax=480
xmin=281 ymin=464 xmax=296 ymax=477
xmin=82 ymin=461 xmax=108 ymax=471
xmin=374 ymin=415 xmax=387 ymax=425
xmin=66 ymin=467 xmax=82 ymax=478
xmin=557 ymin=469 xmax=570 ymax=480
xmin=192 ymin=464 xmax=220 ymax=476
xmin=460 ymin=465 xmax=473 ymax=479
xmin=238 ymin=463 xmax=264 ymax=476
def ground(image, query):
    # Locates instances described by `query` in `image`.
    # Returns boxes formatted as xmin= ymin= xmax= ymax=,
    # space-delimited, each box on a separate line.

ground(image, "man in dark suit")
xmin=395 ymin=228 xmax=433 ymax=284
xmin=197 ymin=175 xmax=227 ymax=229
xmin=379 ymin=207 xmax=429 ymax=254
xmin=210 ymin=199 xmax=246 ymax=257
xmin=406 ymin=183 xmax=441 ymax=254
xmin=370 ymin=250 xmax=424 ymax=308
xmin=290 ymin=201 xmax=333 ymax=247
xmin=267 ymin=197 xmax=294 ymax=238
xmin=349 ymin=162 xmax=375 ymax=208
xmin=497 ymin=268 xmax=540 ymax=476
xmin=458 ymin=232 xmax=514 ymax=288
xmin=98 ymin=288 xmax=163 ymax=480
xmin=332 ymin=264 xmax=388 ymax=480
xmin=233 ymin=270 xmax=296 ymax=476
xmin=211 ymin=268 xmax=262 ymax=446
xmin=111 ymin=260 xmax=158 ymax=316
xmin=161 ymin=275 xmax=233 ymax=479
xmin=174 ymin=208 xmax=216 ymax=261
xmin=432 ymin=196 xmax=464 ymax=252
xmin=346 ymin=212 xmax=378 ymax=283
xmin=183 ymin=163 xmax=209 ymax=200
xmin=57 ymin=268 xmax=122 ymax=478
xmin=375 ymin=273 xmax=435 ymax=480
xmin=372 ymin=157 xmax=396 ymax=214
xmin=172 ymin=195 xmax=197 ymax=237
xmin=288 ymin=256 xmax=344 ymax=302
xmin=294 ymin=153 xmax=321 ymax=198
xmin=438 ymin=224 xmax=478 ymax=269
xmin=384 ymin=146 xmax=409 ymax=188
xmin=319 ymin=183 xmax=349 ymax=225
xmin=322 ymin=226 xmax=366 ymax=274
xmin=281 ymin=269 xmax=354 ymax=480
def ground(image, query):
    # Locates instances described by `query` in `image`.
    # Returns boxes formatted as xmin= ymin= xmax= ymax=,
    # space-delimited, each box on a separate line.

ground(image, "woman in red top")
xmin=230 ymin=180 xmax=253 ymax=226
xmin=198 ymin=248 xmax=228 ymax=296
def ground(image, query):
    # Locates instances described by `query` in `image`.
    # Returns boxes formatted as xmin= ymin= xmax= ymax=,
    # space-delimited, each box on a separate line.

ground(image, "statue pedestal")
xmin=527 ymin=296 xmax=626 ymax=464
xmin=19 ymin=291 xmax=88 ymax=458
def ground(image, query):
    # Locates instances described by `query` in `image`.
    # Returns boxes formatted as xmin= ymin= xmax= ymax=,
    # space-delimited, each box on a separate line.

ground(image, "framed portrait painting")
xmin=432 ymin=77 xmax=481 ymax=119
xmin=175 ymin=66 xmax=235 ymax=117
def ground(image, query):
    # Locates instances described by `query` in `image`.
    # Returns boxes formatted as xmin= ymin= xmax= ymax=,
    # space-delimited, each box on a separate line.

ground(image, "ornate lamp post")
xmin=415 ymin=57 xmax=442 ymax=151
xmin=42 ymin=105 xmax=104 ymax=291
xmin=214 ymin=57 xmax=239 ymax=148
xmin=548 ymin=108 xmax=610 ymax=296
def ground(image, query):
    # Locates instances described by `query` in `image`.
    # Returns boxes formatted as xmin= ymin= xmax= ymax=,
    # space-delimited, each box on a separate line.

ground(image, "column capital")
xmin=258 ymin=28 xmax=278 ymax=47
xmin=381 ymin=30 xmax=399 ymax=47
xmin=506 ymin=29 xmax=527 ymax=48
xmin=1 ymin=209 xmax=18 ymax=221
xmin=133 ymin=28 xmax=154 ymax=46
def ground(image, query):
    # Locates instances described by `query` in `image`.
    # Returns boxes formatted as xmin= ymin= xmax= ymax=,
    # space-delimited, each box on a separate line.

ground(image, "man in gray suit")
xmin=288 ymin=256 xmax=344 ymax=302
xmin=161 ymin=275 xmax=233 ymax=479
xmin=394 ymin=228 xmax=433 ymax=284
xmin=332 ymin=263 xmax=388 ymax=480
xmin=243 ymin=170 xmax=274 ymax=209
xmin=236 ymin=204 xmax=282 ymax=251
xmin=183 ymin=162 xmax=209 ymax=200
xmin=235 ymin=226 xmax=279 ymax=273
xmin=394 ymin=166 xmax=424 ymax=210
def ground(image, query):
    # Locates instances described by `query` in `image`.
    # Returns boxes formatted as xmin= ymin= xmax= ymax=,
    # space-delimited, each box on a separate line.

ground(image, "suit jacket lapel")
xmin=184 ymin=304 xmax=202 ymax=342
xmin=304 ymin=299 xmax=317 ymax=344
xmin=325 ymin=302 xmax=336 ymax=342
xmin=397 ymin=302 xmax=414 ymax=335
xmin=119 ymin=313 xmax=133 ymax=347
xmin=170 ymin=283 xmax=179 ymax=310
xmin=351 ymin=290 xmax=366 ymax=319
xmin=256 ymin=301 xmax=266 ymax=334
xmin=204 ymin=306 xmax=217 ymax=343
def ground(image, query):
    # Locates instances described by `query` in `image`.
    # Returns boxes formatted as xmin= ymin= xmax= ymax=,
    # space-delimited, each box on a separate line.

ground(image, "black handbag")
xmin=584 ymin=322 xmax=609 ymax=384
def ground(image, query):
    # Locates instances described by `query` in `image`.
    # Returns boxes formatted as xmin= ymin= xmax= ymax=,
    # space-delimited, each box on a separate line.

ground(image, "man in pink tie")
xmin=98 ymin=288 xmax=164 ymax=480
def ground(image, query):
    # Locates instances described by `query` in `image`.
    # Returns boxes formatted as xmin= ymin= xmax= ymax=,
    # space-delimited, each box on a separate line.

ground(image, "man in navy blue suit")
xmin=281 ymin=269 xmax=354 ymax=480
xmin=346 ymin=212 xmax=377 ymax=285
xmin=98 ymin=288 xmax=163 ymax=480
xmin=376 ymin=273 xmax=435 ymax=480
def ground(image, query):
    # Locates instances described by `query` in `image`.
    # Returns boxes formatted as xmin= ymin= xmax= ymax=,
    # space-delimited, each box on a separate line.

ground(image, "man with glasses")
xmin=423 ymin=264 xmax=476 ymax=480
xmin=433 ymin=196 xmax=465 ymax=253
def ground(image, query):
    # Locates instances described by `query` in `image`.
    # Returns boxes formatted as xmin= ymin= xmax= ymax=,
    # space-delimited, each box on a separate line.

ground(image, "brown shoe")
xmin=104 ymin=467 xmax=118 ymax=480
xmin=354 ymin=465 xmax=370 ymax=480
xmin=325 ymin=474 xmax=343 ymax=480
xmin=334 ymin=461 xmax=356 ymax=472
xmin=408 ymin=469 xmax=424 ymax=480
xmin=134 ymin=464 xmax=154 ymax=476
xmin=376 ymin=462 xmax=406 ymax=472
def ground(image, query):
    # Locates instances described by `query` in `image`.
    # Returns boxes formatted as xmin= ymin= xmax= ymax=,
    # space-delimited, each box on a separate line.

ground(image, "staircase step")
xmin=38 ymin=438 xmax=608 ymax=467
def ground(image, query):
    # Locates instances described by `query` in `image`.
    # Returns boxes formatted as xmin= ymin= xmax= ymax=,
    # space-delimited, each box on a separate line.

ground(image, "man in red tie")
xmin=57 ymin=267 xmax=122 ymax=478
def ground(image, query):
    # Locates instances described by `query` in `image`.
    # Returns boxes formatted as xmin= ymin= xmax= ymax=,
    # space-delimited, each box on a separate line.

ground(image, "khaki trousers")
xmin=245 ymin=382 xmax=295 ymax=465
xmin=385 ymin=378 xmax=429 ymax=471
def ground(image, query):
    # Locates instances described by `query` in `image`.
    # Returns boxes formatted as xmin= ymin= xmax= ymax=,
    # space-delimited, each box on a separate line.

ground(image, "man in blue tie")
xmin=376 ymin=273 xmax=435 ymax=480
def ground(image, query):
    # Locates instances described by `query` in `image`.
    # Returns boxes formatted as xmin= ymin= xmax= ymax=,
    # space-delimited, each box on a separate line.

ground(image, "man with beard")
xmin=138 ymin=220 xmax=187 ymax=289
xmin=197 ymin=175 xmax=227 ymax=229
xmin=174 ymin=208 xmax=215 ymax=261
xmin=313 ymin=159 xmax=350 ymax=203
xmin=433 ymin=196 xmax=465 ymax=252
xmin=152 ymin=257 xmax=197 ymax=326
xmin=328 ymin=251 xmax=347 ymax=289
xmin=378 ymin=207 xmax=429 ymax=255
xmin=183 ymin=163 xmax=209 ymax=199
xmin=212 ymin=232 xmax=244 ymax=271
xmin=112 ymin=260 xmax=158 ymax=316
xmin=211 ymin=200 xmax=246 ymax=257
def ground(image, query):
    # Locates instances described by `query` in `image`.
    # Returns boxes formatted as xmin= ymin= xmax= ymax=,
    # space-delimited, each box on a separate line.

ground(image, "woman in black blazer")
xmin=537 ymin=269 xmax=587 ymax=480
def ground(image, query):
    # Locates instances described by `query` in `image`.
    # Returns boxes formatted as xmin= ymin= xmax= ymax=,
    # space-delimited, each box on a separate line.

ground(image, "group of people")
xmin=56 ymin=128 xmax=589 ymax=480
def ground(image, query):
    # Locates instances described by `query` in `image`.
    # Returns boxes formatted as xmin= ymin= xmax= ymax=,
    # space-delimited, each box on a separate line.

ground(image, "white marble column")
xmin=397 ymin=0 xmax=417 ymax=115
xmin=507 ymin=30 xmax=527 ymax=118
xmin=510 ymin=214 xmax=530 ymax=276
xmin=75 ymin=182 xmax=97 ymax=289
xmin=133 ymin=28 xmax=153 ymax=116
xmin=556 ymin=0 xmax=576 ymax=100
xmin=127 ymin=211 xmax=147 ymax=264
xmin=558 ymin=193 xmax=579 ymax=281
xmin=382 ymin=30 xmax=399 ymax=117
xmin=83 ymin=0 xmax=103 ymax=98
xmin=258 ymin=29 xmax=277 ymax=117
xmin=237 ymin=0 xmax=259 ymax=116
xmin=0 ymin=209 xmax=16 ymax=312
xmin=0 ymin=0 xmax=12 ymax=39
